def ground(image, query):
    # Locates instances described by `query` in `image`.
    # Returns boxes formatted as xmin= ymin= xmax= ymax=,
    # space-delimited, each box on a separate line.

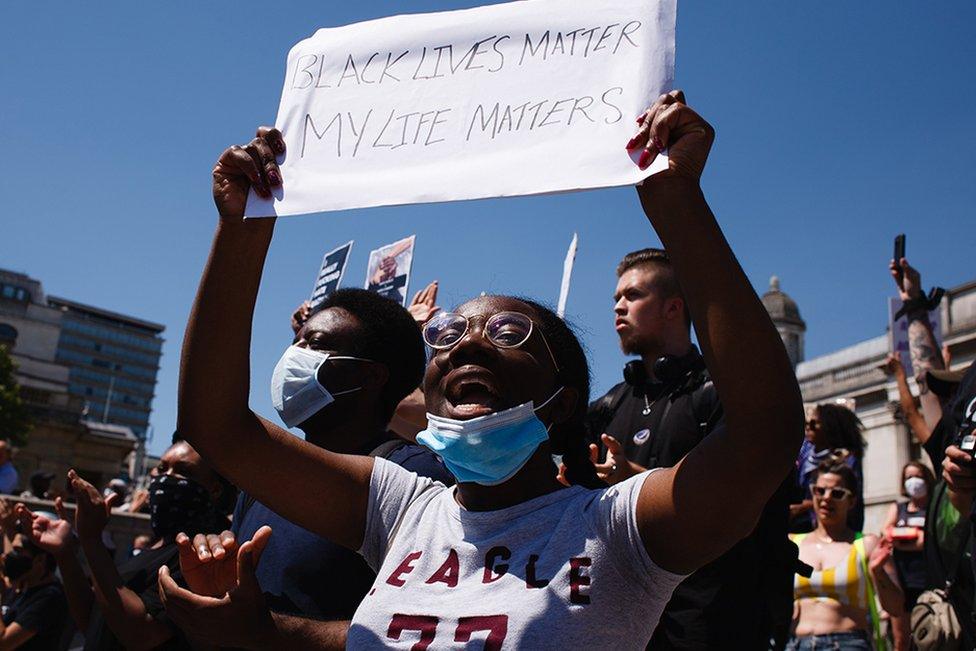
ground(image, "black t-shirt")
xmin=2 ymin=581 xmax=68 ymax=651
xmin=588 ymin=381 xmax=720 ymax=470
xmin=232 ymin=441 xmax=454 ymax=619
xmin=83 ymin=544 xmax=191 ymax=651
xmin=588 ymin=379 xmax=792 ymax=650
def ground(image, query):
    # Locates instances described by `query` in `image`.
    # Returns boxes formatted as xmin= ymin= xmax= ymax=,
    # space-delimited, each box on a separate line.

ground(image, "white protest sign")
xmin=246 ymin=0 xmax=676 ymax=217
xmin=557 ymin=232 xmax=578 ymax=318
xmin=309 ymin=241 xmax=354 ymax=309
xmin=888 ymin=297 xmax=943 ymax=376
xmin=365 ymin=235 xmax=416 ymax=306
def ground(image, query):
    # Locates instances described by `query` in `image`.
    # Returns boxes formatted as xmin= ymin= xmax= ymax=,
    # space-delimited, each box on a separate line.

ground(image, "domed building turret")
xmin=762 ymin=276 xmax=806 ymax=368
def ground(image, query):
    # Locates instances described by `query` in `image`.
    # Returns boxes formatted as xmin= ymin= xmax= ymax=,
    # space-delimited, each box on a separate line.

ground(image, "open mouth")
xmin=444 ymin=367 xmax=504 ymax=419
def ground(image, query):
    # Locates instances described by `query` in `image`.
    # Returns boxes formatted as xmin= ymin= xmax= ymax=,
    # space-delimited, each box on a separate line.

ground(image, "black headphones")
xmin=623 ymin=347 xmax=705 ymax=413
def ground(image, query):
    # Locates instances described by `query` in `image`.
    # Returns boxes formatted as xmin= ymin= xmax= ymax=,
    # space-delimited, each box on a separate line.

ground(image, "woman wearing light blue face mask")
xmin=168 ymin=92 xmax=804 ymax=649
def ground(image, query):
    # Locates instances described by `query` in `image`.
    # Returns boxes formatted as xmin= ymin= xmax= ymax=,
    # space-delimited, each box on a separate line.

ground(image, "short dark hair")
xmin=311 ymin=289 xmax=425 ymax=423
xmin=616 ymin=248 xmax=690 ymax=328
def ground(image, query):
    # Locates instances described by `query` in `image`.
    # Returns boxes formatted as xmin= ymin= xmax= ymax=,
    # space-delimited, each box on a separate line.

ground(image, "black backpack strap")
xmin=685 ymin=374 xmax=724 ymax=437
xmin=586 ymin=382 xmax=631 ymax=441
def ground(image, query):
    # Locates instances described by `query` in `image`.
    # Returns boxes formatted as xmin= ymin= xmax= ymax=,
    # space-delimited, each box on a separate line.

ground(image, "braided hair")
xmin=515 ymin=298 xmax=603 ymax=489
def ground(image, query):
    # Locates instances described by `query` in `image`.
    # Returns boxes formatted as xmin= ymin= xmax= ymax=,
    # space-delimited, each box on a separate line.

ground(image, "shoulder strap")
xmin=588 ymin=382 xmax=631 ymax=439
xmin=853 ymin=534 xmax=888 ymax=651
xmin=689 ymin=377 xmax=723 ymax=435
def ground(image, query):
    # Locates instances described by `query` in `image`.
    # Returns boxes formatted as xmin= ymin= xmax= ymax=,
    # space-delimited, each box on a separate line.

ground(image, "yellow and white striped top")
xmin=790 ymin=533 xmax=871 ymax=612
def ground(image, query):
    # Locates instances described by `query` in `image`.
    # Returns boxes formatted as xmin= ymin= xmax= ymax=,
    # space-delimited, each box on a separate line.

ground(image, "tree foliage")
xmin=0 ymin=345 xmax=31 ymax=446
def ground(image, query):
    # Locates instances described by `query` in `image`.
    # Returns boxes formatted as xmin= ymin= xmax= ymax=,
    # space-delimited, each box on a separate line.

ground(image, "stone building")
xmin=0 ymin=268 xmax=162 ymax=492
xmin=764 ymin=275 xmax=976 ymax=532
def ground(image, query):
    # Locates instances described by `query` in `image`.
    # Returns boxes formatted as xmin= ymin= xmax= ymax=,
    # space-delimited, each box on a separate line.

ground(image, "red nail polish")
xmin=653 ymin=136 xmax=664 ymax=151
xmin=625 ymin=137 xmax=638 ymax=150
xmin=636 ymin=114 xmax=646 ymax=125
xmin=268 ymin=170 xmax=281 ymax=185
xmin=638 ymin=149 xmax=653 ymax=169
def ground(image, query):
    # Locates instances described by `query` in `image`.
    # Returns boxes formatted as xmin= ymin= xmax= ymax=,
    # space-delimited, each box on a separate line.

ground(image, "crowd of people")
xmin=0 ymin=92 xmax=973 ymax=651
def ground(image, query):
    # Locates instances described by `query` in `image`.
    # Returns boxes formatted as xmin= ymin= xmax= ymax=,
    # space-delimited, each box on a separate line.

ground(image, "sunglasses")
xmin=811 ymin=485 xmax=853 ymax=501
xmin=423 ymin=311 xmax=560 ymax=372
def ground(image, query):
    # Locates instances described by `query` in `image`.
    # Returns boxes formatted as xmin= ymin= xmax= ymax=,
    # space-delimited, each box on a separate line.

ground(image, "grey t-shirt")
xmin=348 ymin=458 xmax=685 ymax=650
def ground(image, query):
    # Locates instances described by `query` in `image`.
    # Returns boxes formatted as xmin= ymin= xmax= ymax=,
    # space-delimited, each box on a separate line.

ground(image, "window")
xmin=0 ymin=284 xmax=30 ymax=303
xmin=0 ymin=323 xmax=16 ymax=346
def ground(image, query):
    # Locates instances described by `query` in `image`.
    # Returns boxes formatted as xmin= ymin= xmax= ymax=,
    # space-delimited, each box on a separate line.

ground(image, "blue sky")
xmin=2 ymin=2 xmax=974 ymax=456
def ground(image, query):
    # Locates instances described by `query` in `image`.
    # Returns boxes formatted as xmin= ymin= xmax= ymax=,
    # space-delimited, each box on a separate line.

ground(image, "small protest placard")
xmin=245 ymin=0 xmax=676 ymax=216
xmin=888 ymin=297 xmax=942 ymax=376
xmin=365 ymin=236 xmax=415 ymax=306
xmin=309 ymin=241 xmax=354 ymax=309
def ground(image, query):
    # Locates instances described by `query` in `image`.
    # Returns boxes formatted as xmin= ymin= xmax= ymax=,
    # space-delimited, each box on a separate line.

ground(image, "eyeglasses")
xmin=423 ymin=311 xmax=560 ymax=372
xmin=811 ymin=485 xmax=853 ymax=501
xmin=805 ymin=419 xmax=819 ymax=430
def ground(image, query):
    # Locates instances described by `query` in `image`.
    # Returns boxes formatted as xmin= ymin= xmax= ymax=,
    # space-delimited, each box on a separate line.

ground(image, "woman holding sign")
xmin=160 ymin=92 xmax=803 ymax=649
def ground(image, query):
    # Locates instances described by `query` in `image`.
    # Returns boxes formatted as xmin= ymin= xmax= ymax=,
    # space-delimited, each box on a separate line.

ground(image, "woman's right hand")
xmin=212 ymin=127 xmax=286 ymax=218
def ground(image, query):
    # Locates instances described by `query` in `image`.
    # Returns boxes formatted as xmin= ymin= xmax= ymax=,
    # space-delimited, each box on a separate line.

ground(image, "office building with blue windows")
xmin=47 ymin=297 xmax=164 ymax=441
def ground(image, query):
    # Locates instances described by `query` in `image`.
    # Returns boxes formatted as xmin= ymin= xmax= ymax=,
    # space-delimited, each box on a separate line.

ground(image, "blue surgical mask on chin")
xmin=417 ymin=388 xmax=563 ymax=486
xmin=270 ymin=345 xmax=370 ymax=428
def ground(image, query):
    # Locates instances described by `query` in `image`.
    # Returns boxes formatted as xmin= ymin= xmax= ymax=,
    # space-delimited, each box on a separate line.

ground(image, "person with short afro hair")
xmin=309 ymin=288 xmax=425 ymax=424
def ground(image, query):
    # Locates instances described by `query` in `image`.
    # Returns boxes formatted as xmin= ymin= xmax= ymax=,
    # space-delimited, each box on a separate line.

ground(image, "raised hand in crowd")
xmin=15 ymin=498 xmax=98 ymax=633
xmin=213 ymin=127 xmax=285 ymax=216
xmin=291 ymin=300 xmax=312 ymax=336
xmin=66 ymin=469 xmax=117 ymax=543
xmin=889 ymin=256 xmax=923 ymax=303
xmin=406 ymin=280 xmax=440 ymax=324
xmin=889 ymin=256 xmax=945 ymax=429
xmin=591 ymin=434 xmax=645 ymax=485
xmin=630 ymin=90 xmax=803 ymax=571
xmin=880 ymin=352 xmax=932 ymax=445
xmin=159 ymin=526 xmax=335 ymax=650
xmin=160 ymin=526 xmax=272 ymax=632
xmin=16 ymin=500 xmax=74 ymax=559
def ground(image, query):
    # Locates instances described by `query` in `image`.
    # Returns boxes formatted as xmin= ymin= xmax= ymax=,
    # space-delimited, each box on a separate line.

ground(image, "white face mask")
xmin=270 ymin=345 xmax=371 ymax=428
xmin=904 ymin=476 xmax=928 ymax=499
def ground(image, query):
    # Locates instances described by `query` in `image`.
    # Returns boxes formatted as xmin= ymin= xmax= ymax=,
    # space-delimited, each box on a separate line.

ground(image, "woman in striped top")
xmin=789 ymin=464 xmax=906 ymax=650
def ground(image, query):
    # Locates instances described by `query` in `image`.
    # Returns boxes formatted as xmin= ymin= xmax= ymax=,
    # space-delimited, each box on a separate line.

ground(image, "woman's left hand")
xmin=627 ymin=90 xmax=714 ymax=181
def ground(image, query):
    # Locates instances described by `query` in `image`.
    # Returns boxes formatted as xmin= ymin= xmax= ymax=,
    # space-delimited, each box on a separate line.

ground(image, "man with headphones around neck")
xmin=587 ymin=248 xmax=796 ymax=650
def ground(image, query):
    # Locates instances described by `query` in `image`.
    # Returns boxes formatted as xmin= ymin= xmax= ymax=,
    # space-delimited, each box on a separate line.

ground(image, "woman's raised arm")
xmin=178 ymin=127 xmax=372 ymax=551
xmin=629 ymin=93 xmax=804 ymax=574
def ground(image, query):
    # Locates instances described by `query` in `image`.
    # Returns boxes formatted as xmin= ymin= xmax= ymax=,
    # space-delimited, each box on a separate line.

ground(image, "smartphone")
xmin=894 ymin=234 xmax=906 ymax=263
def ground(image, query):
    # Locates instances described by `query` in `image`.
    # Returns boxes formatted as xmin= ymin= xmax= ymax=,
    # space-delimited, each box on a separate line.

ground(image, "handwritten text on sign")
xmin=246 ymin=0 xmax=676 ymax=217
